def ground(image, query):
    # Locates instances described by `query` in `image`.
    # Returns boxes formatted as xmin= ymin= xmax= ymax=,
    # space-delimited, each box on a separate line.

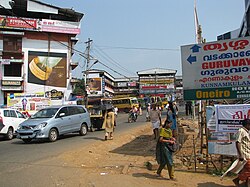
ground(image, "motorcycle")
xmin=128 ymin=112 xmax=137 ymax=123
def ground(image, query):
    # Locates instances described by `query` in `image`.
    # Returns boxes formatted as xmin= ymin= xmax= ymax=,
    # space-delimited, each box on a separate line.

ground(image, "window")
xmin=68 ymin=106 xmax=78 ymax=115
xmin=3 ymin=110 xmax=10 ymax=117
xmin=9 ymin=110 xmax=17 ymax=118
xmin=4 ymin=63 xmax=22 ymax=77
xmin=3 ymin=36 xmax=22 ymax=52
xmin=57 ymin=107 xmax=68 ymax=117
xmin=77 ymin=106 xmax=86 ymax=114
xmin=16 ymin=111 xmax=26 ymax=118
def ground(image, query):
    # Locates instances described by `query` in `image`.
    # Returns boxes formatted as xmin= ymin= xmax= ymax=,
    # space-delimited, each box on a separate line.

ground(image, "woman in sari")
xmin=156 ymin=120 xmax=176 ymax=180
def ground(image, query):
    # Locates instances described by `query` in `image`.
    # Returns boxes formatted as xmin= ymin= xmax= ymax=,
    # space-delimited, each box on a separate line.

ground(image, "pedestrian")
xmin=113 ymin=106 xmax=118 ymax=128
xmin=173 ymin=101 xmax=178 ymax=117
xmin=232 ymin=119 xmax=250 ymax=187
xmin=129 ymin=105 xmax=138 ymax=120
xmin=149 ymin=104 xmax=161 ymax=140
xmin=156 ymin=120 xmax=176 ymax=180
xmin=102 ymin=107 xmax=115 ymax=140
xmin=146 ymin=103 xmax=151 ymax=121
xmin=139 ymin=102 xmax=142 ymax=116
xmin=166 ymin=102 xmax=177 ymax=137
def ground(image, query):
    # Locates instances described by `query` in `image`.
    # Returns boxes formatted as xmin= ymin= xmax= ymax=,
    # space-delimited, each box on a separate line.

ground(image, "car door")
xmin=54 ymin=107 xmax=70 ymax=134
xmin=15 ymin=110 xmax=27 ymax=131
xmin=67 ymin=106 xmax=80 ymax=131
xmin=2 ymin=110 xmax=12 ymax=133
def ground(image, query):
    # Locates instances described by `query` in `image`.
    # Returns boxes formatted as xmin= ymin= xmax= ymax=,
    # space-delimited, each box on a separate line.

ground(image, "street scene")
xmin=0 ymin=0 xmax=250 ymax=187
xmin=0 ymin=111 xmax=238 ymax=187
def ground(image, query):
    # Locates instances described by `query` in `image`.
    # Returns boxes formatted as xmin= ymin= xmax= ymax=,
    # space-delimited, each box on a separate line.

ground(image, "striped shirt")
xmin=236 ymin=127 xmax=250 ymax=159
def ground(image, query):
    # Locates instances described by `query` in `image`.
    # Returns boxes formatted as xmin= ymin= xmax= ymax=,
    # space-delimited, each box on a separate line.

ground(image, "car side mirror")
xmin=59 ymin=113 xmax=66 ymax=117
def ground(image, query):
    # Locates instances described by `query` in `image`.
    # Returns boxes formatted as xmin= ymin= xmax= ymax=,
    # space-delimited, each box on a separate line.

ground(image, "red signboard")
xmin=0 ymin=16 xmax=37 ymax=30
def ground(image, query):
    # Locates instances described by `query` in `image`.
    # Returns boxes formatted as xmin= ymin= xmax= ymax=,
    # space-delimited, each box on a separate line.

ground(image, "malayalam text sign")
xmin=215 ymin=104 xmax=250 ymax=132
xmin=181 ymin=37 xmax=250 ymax=100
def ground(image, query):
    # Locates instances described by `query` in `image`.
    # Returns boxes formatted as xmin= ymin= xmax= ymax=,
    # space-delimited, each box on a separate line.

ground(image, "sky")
xmin=42 ymin=0 xmax=245 ymax=78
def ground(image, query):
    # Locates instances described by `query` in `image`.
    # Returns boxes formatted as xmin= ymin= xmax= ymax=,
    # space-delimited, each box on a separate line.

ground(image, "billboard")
xmin=181 ymin=37 xmax=250 ymax=100
xmin=7 ymin=93 xmax=51 ymax=112
xmin=28 ymin=51 xmax=67 ymax=87
xmin=87 ymin=77 xmax=103 ymax=96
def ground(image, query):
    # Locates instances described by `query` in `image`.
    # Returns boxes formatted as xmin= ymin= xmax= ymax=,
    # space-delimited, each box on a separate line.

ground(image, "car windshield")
xmin=32 ymin=108 xmax=59 ymax=118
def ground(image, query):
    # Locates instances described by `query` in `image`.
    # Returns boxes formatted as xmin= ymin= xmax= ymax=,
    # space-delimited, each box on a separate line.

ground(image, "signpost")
xmin=181 ymin=37 xmax=250 ymax=100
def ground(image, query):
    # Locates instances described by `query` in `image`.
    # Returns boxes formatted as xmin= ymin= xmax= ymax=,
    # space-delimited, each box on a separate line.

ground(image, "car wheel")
xmin=48 ymin=128 xmax=58 ymax=142
xmin=79 ymin=123 xmax=87 ymax=136
xmin=22 ymin=139 xmax=32 ymax=143
xmin=5 ymin=127 xmax=13 ymax=140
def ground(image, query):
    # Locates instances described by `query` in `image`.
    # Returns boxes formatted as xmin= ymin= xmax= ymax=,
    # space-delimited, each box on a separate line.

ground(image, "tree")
xmin=72 ymin=79 xmax=86 ymax=96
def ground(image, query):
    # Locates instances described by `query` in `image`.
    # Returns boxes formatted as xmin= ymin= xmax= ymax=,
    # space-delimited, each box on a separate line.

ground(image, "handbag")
xmin=166 ymin=142 xmax=179 ymax=152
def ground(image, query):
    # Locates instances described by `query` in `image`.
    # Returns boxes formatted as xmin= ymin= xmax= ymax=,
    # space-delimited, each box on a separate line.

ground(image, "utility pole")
xmin=84 ymin=38 xmax=92 ymax=108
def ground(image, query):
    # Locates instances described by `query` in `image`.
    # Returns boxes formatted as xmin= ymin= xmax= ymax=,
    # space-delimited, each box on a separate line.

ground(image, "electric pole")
xmin=84 ymin=38 xmax=92 ymax=108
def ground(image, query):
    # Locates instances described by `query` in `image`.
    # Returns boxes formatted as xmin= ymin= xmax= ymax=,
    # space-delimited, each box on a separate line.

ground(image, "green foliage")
xmin=72 ymin=79 xmax=86 ymax=96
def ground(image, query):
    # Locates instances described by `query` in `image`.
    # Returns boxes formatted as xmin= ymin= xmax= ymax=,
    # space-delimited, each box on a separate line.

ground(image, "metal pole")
xmin=84 ymin=38 xmax=92 ymax=108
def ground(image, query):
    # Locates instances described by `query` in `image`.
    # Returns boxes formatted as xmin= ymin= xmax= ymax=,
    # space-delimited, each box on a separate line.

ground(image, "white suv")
xmin=0 ymin=108 xmax=27 ymax=140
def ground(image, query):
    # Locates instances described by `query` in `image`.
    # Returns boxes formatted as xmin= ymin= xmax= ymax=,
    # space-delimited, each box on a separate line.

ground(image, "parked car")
xmin=16 ymin=105 xmax=91 ymax=143
xmin=0 ymin=108 xmax=27 ymax=140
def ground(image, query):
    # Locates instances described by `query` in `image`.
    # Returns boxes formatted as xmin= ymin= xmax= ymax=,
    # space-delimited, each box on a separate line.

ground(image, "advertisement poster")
xmin=87 ymin=77 xmax=103 ymax=96
xmin=206 ymin=106 xmax=237 ymax=156
xmin=28 ymin=51 xmax=67 ymax=87
xmin=215 ymin=104 xmax=250 ymax=132
xmin=7 ymin=93 xmax=51 ymax=113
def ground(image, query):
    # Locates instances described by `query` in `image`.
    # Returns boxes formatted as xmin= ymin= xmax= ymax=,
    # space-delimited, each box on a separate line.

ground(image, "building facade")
xmin=0 ymin=0 xmax=83 ymax=107
xmin=137 ymin=68 xmax=177 ymax=99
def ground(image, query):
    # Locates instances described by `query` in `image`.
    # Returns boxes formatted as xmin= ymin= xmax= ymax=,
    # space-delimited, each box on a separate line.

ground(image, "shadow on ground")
xmin=110 ymin=135 xmax=156 ymax=157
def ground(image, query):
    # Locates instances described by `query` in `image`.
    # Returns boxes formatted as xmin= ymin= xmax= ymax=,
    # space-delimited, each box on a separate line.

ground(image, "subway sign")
xmin=181 ymin=37 xmax=250 ymax=100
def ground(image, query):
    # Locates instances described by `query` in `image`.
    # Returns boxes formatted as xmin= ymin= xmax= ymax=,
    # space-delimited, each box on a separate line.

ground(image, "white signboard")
xmin=215 ymin=104 xmax=250 ymax=132
xmin=181 ymin=37 xmax=250 ymax=100
xmin=206 ymin=106 xmax=237 ymax=156
xmin=38 ymin=19 xmax=80 ymax=34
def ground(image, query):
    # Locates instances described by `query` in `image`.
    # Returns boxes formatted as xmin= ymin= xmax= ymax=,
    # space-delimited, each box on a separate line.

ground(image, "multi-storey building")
xmin=0 ymin=0 xmax=83 ymax=107
xmin=113 ymin=77 xmax=139 ymax=98
xmin=137 ymin=68 xmax=177 ymax=99
xmin=86 ymin=69 xmax=115 ymax=98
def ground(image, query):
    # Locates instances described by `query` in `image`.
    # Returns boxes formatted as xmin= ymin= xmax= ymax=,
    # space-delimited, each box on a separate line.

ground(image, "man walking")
xmin=233 ymin=119 xmax=250 ymax=187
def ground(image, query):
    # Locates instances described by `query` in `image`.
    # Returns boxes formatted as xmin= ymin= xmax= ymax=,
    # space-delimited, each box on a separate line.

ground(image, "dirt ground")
xmin=55 ymin=117 xmax=241 ymax=187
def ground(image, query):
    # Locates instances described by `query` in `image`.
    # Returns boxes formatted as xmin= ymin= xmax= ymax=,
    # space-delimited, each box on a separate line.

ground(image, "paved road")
xmin=0 ymin=112 xmax=150 ymax=184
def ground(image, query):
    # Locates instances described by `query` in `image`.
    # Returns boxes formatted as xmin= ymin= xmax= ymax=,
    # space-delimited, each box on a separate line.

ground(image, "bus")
xmin=112 ymin=97 xmax=139 ymax=113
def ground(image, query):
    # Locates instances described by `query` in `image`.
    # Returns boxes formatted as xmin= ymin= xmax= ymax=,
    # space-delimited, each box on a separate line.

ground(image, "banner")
xmin=206 ymin=106 xmax=237 ymax=156
xmin=215 ymin=104 xmax=250 ymax=132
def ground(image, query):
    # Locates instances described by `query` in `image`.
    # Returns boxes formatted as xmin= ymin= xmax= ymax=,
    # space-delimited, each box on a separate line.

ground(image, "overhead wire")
xmin=92 ymin=43 xmax=137 ymax=76
xmin=95 ymin=45 xmax=180 ymax=51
